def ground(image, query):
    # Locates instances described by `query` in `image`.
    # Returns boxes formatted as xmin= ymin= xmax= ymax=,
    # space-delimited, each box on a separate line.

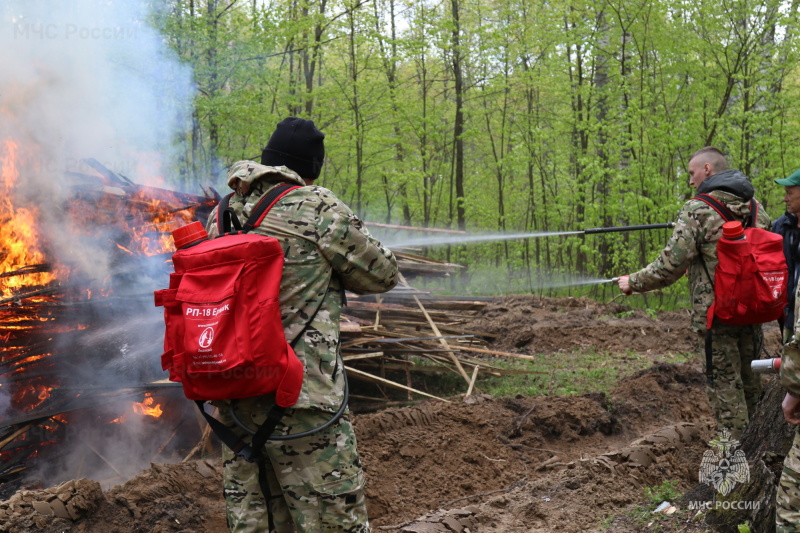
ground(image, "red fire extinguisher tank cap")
xmin=172 ymin=221 xmax=208 ymax=249
xmin=722 ymin=221 xmax=745 ymax=240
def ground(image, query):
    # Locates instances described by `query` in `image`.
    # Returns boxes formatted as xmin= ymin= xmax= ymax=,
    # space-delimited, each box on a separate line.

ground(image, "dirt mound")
xmin=470 ymin=294 xmax=785 ymax=357
xmin=461 ymin=422 xmax=708 ymax=533
xmin=464 ymin=294 xmax=688 ymax=354
xmin=0 ymin=461 xmax=226 ymax=533
xmin=361 ymin=362 xmax=713 ymax=530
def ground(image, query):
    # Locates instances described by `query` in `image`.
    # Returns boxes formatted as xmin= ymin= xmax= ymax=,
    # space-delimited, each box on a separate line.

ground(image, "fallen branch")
xmin=464 ymin=365 xmax=480 ymax=399
xmin=183 ymin=424 xmax=212 ymax=462
xmin=399 ymin=273 xmax=471 ymax=385
xmin=0 ymin=286 xmax=62 ymax=306
xmin=455 ymin=344 xmax=539 ymax=361
xmin=0 ymin=264 xmax=50 ymax=279
xmin=345 ymin=367 xmax=450 ymax=403
xmin=342 ymin=352 xmax=385 ymax=361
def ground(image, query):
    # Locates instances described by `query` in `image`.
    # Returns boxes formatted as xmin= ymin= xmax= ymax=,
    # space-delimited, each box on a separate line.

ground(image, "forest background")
xmin=155 ymin=0 xmax=800 ymax=305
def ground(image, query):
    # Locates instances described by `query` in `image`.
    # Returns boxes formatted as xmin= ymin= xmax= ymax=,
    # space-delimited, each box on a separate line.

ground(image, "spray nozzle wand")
xmin=583 ymin=222 xmax=676 ymax=235
xmin=752 ymin=358 xmax=781 ymax=374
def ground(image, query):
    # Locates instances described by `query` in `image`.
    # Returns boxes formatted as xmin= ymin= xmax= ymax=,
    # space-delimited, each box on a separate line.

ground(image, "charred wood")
xmin=0 ymin=264 xmax=50 ymax=279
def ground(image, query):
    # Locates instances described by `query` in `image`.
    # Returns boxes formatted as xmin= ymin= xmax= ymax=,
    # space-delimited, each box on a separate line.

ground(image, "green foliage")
xmin=738 ymin=522 xmax=752 ymax=533
xmin=151 ymin=0 xmax=800 ymax=302
xmin=644 ymin=480 xmax=682 ymax=504
xmin=476 ymin=350 xmax=692 ymax=398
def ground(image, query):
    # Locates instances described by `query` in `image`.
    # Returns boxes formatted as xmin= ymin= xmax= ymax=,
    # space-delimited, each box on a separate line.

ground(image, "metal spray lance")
xmin=583 ymin=222 xmax=676 ymax=234
xmin=751 ymin=358 xmax=782 ymax=374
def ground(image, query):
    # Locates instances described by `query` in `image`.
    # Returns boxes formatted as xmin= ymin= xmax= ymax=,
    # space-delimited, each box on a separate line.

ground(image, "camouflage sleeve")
xmin=628 ymin=204 xmax=700 ymax=292
xmin=783 ymin=270 xmax=800 ymax=396
xmin=204 ymin=205 xmax=220 ymax=238
xmin=781 ymin=341 xmax=800 ymax=397
xmin=314 ymin=189 xmax=399 ymax=295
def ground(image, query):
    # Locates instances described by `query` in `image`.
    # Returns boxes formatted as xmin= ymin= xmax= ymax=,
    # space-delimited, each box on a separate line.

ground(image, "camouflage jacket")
xmin=628 ymin=170 xmax=771 ymax=332
xmin=206 ymin=161 xmax=399 ymax=411
xmin=782 ymin=341 xmax=800 ymax=397
xmin=782 ymin=277 xmax=800 ymax=396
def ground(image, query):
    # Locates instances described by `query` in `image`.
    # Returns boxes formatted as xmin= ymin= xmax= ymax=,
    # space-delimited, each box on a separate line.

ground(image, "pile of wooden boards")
xmin=340 ymin=275 xmax=536 ymax=405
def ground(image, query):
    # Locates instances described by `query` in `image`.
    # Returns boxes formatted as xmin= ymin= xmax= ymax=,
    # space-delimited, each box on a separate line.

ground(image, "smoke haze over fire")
xmin=1 ymin=0 xmax=194 ymax=280
xmin=0 ymin=0 xmax=200 ymax=490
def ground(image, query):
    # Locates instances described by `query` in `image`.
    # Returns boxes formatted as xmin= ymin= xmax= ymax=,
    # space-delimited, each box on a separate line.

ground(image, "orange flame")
xmin=0 ymin=139 xmax=58 ymax=297
xmin=13 ymin=383 xmax=53 ymax=412
xmin=132 ymin=393 xmax=163 ymax=418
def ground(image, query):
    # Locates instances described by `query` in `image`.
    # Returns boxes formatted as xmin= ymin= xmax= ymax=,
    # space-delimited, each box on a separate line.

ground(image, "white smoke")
xmin=0 ymin=0 xmax=198 ymax=488
xmin=1 ymin=0 xmax=194 ymax=281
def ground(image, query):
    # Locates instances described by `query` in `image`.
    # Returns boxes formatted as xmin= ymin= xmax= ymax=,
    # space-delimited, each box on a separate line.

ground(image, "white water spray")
xmin=537 ymin=277 xmax=618 ymax=289
xmin=383 ymin=230 xmax=585 ymax=249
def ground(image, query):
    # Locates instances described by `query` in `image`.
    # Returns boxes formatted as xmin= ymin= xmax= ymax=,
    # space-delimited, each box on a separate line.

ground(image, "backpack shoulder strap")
xmin=242 ymin=183 xmax=303 ymax=233
xmin=746 ymin=199 xmax=758 ymax=229
xmin=216 ymin=193 xmax=243 ymax=234
xmin=692 ymin=193 xmax=736 ymax=222
xmin=693 ymin=193 xmax=759 ymax=228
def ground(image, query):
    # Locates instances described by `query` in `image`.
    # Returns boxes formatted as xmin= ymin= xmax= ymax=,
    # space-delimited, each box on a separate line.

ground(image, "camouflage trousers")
xmin=701 ymin=323 xmax=763 ymax=441
xmin=777 ymin=428 xmax=800 ymax=531
xmin=213 ymin=397 xmax=370 ymax=533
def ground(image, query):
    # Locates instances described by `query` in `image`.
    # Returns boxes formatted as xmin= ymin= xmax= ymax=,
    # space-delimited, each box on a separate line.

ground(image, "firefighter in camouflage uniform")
xmin=776 ymin=170 xmax=800 ymax=532
xmin=618 ymin=147 xmax=770 ymax=441
xmin=205 ymin=117 xmax=399 ymax=532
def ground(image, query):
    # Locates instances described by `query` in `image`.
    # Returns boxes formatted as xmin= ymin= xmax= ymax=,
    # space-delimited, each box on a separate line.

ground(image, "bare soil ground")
xmin=0 ymin=295 xmax=783 ymax=533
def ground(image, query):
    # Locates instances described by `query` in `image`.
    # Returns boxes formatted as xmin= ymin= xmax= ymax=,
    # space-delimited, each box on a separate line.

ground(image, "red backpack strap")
xmin=242 ymin=183 xmax=302 ymax=233
xmin=692 ymin=193 xmax=735 ymax=222
xmin=693 ymin=193 xmax=759 ymax=228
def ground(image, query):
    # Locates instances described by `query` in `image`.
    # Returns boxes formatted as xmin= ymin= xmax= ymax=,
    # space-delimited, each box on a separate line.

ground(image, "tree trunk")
xmin=677 ymin=377 xmax=795 ymax=533
xmin=450 ymin=0 xmax=466 ymax=232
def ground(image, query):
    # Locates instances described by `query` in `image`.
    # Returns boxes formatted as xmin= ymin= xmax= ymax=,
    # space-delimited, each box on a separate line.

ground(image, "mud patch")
xmin=362 ymin=362 xmax=713 ymax=530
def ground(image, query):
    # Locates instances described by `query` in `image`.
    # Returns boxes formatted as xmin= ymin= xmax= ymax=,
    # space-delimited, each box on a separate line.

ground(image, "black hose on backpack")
xmin=229 ymin=366 xmax=350 ymax=441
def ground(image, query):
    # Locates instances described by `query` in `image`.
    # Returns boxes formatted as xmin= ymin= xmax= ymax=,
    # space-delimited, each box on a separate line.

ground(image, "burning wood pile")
xmin=0 ymin=144 xmax=526 ymax=500
xmin=0 ymin=144 xmax=218 ymax=498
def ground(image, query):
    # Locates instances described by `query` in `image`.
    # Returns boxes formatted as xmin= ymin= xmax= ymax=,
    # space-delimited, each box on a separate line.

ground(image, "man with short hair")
xmin=773 ymin=169 xmax=800 ymax=342
xmin=618 ymin=146 xmax=771 ymax=440
xmin=205 ymin=117 xmax=399 ymax=532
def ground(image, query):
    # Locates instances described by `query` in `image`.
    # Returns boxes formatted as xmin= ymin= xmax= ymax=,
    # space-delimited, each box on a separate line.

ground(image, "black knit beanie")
xmin=260 ymin=117 xmax=325 ymax=181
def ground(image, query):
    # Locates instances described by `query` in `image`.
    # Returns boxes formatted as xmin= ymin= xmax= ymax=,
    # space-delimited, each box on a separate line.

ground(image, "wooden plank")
xmin=345 ymin=367 xmax=450 ymax=403
xmin=465 ymin=366 xmax=480 ymax=398
xmin=340 ymin=321 xmax=362 ymax=333
xmin=455 ymin=344 xmax=539 ymax=361
xmin=342 ymin=352 xmax=385 ymax=361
